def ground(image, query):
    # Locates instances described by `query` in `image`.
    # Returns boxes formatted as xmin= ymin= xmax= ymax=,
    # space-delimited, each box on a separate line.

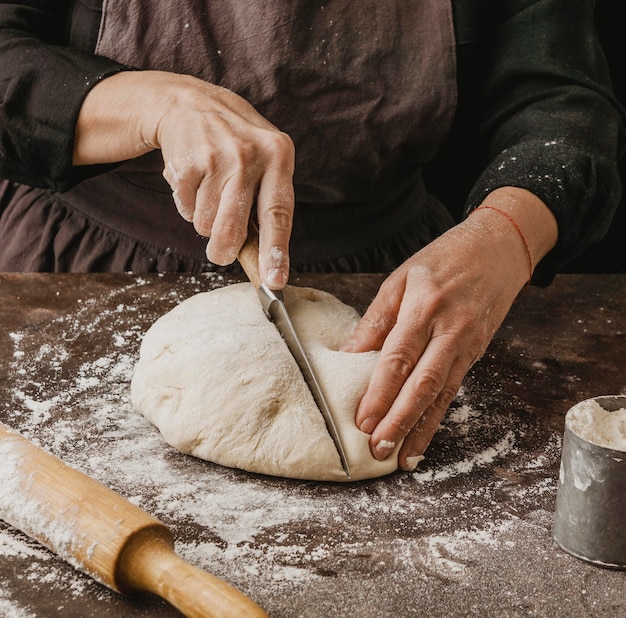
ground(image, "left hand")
xmin=343 ymin=188 xmax=558 ymax=470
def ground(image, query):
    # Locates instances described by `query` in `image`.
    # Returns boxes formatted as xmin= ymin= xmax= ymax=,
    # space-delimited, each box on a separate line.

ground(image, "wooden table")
xmin=0 ymin=273 xmax=624 ymax=617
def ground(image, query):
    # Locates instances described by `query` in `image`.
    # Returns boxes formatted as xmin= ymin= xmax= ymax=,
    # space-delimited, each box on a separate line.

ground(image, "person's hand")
xmin=73 ymin=71 xmax=294 ymax=288
xmin=343 ymin=188 xmax=558 ymax=470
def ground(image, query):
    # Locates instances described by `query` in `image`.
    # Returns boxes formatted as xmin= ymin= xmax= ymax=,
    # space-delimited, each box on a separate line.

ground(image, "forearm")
xmin=0 ymin=1 xmax=127 ymax=190
xmin=73 ymin=71 xmax=170 ymax=166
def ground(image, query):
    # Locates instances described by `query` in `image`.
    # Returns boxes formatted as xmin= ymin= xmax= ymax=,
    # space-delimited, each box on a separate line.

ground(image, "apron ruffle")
xmin=0 ymin=180 xmax=453 ymax=274
xmin=0 ymin=181 xmax=208 ymax=272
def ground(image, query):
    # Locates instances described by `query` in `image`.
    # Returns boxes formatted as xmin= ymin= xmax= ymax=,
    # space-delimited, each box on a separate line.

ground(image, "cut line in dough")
xmin=131 ymin=283 xmax=403 ymax=481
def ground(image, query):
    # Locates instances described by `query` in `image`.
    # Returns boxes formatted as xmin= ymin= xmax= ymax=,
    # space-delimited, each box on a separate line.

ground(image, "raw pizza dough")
xmin=131 ymin=283 xmax=402 ymax=481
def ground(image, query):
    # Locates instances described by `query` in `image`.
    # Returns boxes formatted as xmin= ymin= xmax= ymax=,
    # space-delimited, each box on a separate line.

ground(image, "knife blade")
xmin=237 ymin=223 xmax=352 ymax=478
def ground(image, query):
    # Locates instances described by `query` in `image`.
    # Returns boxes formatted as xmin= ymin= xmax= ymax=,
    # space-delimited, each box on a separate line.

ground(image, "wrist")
xmin=470 ymin=187 xmax=558 ymax=285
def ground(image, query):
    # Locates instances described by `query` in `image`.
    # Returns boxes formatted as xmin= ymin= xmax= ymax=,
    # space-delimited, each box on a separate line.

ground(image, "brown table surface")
xmin=0 ymin=272 xmax=624 ymax=617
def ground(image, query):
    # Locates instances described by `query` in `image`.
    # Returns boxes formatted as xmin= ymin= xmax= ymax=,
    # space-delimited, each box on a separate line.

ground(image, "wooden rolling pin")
xmin=0 ymin=422 xmax=268 ymax=618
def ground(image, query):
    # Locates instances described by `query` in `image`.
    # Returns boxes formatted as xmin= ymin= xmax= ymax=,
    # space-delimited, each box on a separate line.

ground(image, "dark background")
xmin=565 ymin=1 xmax=625 ymax=273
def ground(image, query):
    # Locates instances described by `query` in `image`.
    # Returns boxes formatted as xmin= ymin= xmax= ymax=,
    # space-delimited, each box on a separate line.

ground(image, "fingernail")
xmin=404 ymin=455 xmax=425 ymax=472
xmin=358 ymin=416 xmax=378 ymax=435
xmin=266 ymin=267 xmax=287 ymax=289
xmin=374 ymin=439 xmax=396 ymax=460
xmin=265 ymin=246 xmax=288 ymax=288
xmin=206 ymin=239 xmax=238 ymax=266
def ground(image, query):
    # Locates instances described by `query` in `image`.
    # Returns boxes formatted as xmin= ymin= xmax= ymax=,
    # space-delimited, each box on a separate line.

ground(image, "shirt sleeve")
xmin=458 ymin=0 xmax=625 ymax=284
xmin=0 ymin=1 xmax=129 ymax=191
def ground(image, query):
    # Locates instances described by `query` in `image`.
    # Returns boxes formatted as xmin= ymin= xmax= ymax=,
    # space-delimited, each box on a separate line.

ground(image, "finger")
xmin=205 ymin=174 xmax=255 ymax=265
xmin=341 ymin=276 xmax=406 ymax=353
xmin=355 ymin=330 xmax=429 ymax=437
xmin=163 ymin=156 xmax=202 ymax=222
xmin=397 ymin=357 xmax=468 ymax=470
xmin=256 ymin=135 xmax=295 ymax=290
xmin=188 ymin=171 xmax=222 ymax=238
xmin=354 ymin=281 xmax=430 ymax=434
xmin=366 ymin=333 xmax=457 ymax=460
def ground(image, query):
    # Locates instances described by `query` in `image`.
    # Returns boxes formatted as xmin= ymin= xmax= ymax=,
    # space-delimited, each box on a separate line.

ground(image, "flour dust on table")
xmin=131 ymin=283 xmax=404 ymax=481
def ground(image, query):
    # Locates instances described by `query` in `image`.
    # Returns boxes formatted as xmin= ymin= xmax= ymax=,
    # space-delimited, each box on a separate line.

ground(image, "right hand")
xmin=73 ymin=70 xmax=295 ymax=288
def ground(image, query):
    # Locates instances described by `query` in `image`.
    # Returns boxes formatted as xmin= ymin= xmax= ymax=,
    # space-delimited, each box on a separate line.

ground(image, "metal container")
xmin=553 ymin=395 xmax=626 ymax=569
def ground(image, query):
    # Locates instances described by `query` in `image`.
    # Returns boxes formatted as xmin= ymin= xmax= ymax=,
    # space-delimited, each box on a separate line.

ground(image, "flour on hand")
xmin=131 ymin=283 xmax=402 ymax=481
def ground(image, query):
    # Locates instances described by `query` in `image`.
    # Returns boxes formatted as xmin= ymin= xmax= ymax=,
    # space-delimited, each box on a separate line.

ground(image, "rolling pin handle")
xmin=118 ymin=528 xmax=268 ymax=618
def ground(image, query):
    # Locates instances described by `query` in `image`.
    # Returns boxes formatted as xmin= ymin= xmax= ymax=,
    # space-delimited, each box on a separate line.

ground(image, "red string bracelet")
xmin=472 ymin=205 xmax=533 ymax=286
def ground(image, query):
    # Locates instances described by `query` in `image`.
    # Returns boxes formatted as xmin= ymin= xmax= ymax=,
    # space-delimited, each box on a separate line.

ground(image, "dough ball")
xmin=131 ymin=283 xmax=400 ymax=481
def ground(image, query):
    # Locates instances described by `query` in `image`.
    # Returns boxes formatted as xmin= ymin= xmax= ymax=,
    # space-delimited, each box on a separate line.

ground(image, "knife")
xmin=237 ymin=221 xmax=352 ymax=478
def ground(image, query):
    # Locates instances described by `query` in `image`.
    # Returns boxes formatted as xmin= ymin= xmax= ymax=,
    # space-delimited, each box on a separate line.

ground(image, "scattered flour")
xmin=0 ymin=598 xmax=36 ymax=618
xmin=0 ymin=529 xmax=50 ymax=561
xmin=0 ymin=273 xmax=572 ymax=615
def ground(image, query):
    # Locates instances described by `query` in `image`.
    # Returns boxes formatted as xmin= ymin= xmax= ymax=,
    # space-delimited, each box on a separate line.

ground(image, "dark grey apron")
xmin=1 ymin=1 xmax=457 ymax=272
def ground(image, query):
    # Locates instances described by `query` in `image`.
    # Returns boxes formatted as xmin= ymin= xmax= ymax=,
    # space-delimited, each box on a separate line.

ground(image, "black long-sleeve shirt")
xmin=0 ymin=0 xmax=623 ymax=281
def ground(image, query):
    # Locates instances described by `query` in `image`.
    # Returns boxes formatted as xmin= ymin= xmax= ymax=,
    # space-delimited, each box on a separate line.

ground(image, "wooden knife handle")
xmin=237 ymin=217 xmax=262 ymax=289
xmin=0 ymin=422 xmax=268 ymax=618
